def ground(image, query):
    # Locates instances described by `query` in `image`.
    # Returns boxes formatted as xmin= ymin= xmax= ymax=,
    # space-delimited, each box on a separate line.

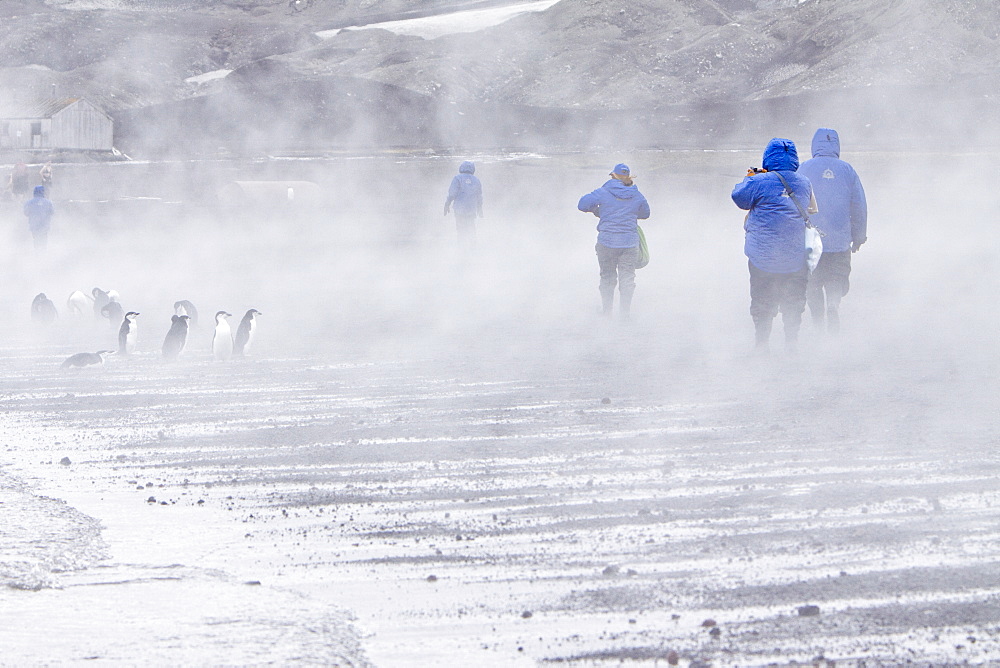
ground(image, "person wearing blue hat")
xmin=578 ymin=163 xmax=651 ymax=319
xmin=732 ymin=138 xmax=817 ymax=352
xmin=23 ymin=184 xmax=54 ymax=250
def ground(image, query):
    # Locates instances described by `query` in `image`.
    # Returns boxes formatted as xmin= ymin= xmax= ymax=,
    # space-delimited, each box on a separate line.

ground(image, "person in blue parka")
xmin=578 ymin=163 xmax=650 ymax=319
xmin=23 ymin=185 xmax=54 ymax=251
xmin=732 ymin=138 xmax=817 ymax=351
xmin=444 ymin=161 xmax=483 ymax=247
xmin=798 ymin=128 xmax=868 ymax=334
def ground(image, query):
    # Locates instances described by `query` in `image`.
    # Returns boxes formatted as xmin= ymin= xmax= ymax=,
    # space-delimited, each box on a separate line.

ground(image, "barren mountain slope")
xmin=298 ymin=0 xmax=1000 ymax=109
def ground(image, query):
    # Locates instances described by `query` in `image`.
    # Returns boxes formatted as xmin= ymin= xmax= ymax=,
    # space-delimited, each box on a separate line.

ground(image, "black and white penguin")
xmin=162 ymin=315 xmax=190 ymax=360
xmin=212 ymin=311 xmax=233 ymax=361
xmin=233 ymin=309 xmax=261 ymax=357
xmin=173 ymin=300 xmax=199 ymax=329
xmin=101 ymin=297 xmax=124 ymax=329
xmin=67 ymin=290 xmax=93 ymax=318
xmin=92 ymin=287 xmax=111 ymax=319
xmin=31 ymin=293 xmax=58 ymax=324
xmin=61 ymin=350 xmax=113 ymax=369
xmin=118 ymin=312 xmax=139 ymax=356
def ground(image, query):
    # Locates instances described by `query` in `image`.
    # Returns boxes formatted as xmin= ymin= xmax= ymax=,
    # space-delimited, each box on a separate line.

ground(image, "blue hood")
xmin=762 ymin=138 xmax=799 ymax=172
xmin=811 ymin=128 xmax=841 ymax=159
xmin=603 ymin=178 xmax=640 ymax=200
xmin=459 ymin=161 xmax=475 ymax=175
xmin=33 ymin=185 xmax=45 ymax=197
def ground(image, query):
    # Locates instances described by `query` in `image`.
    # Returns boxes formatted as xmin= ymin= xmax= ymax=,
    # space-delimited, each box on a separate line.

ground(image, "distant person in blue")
xmin=443 ymin=161 xmax=483 ymax=247
xmin=798 ymin=128 xmax=868 ymax=334
xmin=732 ymin=139 xmax=817 ymax=352
xmin=578 ymin=163 xmax=650 ymax=320
xmin=23 ymin=185 xmax=54 ymax=250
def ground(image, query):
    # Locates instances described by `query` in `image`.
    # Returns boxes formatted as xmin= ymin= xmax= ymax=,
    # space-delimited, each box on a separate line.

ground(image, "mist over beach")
xmin=1 ymin=1 xmax=999 ymax=666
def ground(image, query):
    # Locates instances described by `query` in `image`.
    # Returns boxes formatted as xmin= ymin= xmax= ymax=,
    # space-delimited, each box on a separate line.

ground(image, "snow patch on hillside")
xmin=318 ymin=0 xmax=562 ymax=40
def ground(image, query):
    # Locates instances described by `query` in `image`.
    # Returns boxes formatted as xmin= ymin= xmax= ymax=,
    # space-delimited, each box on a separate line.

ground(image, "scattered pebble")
xmin=244 ymin=580 xmax=261 ymax=586
xmin=146 ymin=496 xmax=156 ymax=503
xmin=701 ymin=618 xmax=717 ymax=627
xmin=601 ymin=397 xmax=611 ymax=404
xmin=426 ymin=574 xmax=438 ymax=582
xmin=59 ymin=457 xmax=71 ymax=466
xmin=602 ymin=565 xmax=620 ymax=577
xmin=666 ymin=650 xmax=679 ymax=665
xmin=798 ymin=605 xmax=821 ymax=617
xmin=521 ymin=610 xmax=532 ymax=619
xmin=709 ymin=626 xmax=721 ymax=637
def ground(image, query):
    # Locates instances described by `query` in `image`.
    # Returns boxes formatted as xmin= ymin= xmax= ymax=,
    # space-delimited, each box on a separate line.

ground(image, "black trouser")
xmin=748 ymin=260 xmax=808 ymax=347
xmin=807 ymin=251 xmax=852 ymax=332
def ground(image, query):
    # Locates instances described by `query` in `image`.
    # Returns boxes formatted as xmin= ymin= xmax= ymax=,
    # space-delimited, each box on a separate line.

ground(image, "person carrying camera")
xmin=732 ymin=138 xmax=817 ymax=352
xmin=578 ymin=164 xmax=650 ymax=320
xmin=798 ymin=128 xmax=868 ymax=334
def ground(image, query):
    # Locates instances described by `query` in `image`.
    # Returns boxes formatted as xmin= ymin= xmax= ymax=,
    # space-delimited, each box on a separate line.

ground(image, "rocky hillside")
xmin=1 ymin=0 xmax=996 ymax=154
xmin=295 ymin=0 xmax=999 ymax=109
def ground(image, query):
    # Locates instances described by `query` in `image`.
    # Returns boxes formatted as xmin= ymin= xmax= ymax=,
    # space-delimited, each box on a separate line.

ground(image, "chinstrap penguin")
xmin=212 ymin=311 xmax=233 ymax=361
xmin=101 ymin=297 xmax=124 ymax=329
xmin=66 ymin=290 xmax=93 ymax=318
xmin=61 ymin=350 xmax=113 ymax=369
xmin=31 ymin=293 xmax=58 ymax=324
xmin=174 ymin=300 xmax=199 ymax=328
xmin=92 ymin=288 xmax=111 ymax=319
xmin=233 ymin=309 xmax=261 ymax=357
xmin=162 ymin=314 xmax=190 ymax=360
xmin=118 ymin=312 xmax=139 ymax=355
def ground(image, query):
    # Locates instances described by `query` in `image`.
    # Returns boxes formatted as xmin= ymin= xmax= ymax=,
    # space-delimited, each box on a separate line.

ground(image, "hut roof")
xmin=0 ymin=98 xmax=96 ymax=120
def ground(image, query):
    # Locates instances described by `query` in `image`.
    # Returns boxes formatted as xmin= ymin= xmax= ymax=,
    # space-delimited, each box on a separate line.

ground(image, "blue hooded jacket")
xmin=798 ymin=128 xmax=867 ymax=253
xmin=445 ymin=161 xmax=483 ymax=216
xmin=732 ymin=138 xmax=812 ymax=273
xmin=578 ymin=179 xmax=650 ymax=248
xmin=23 ymin=185 xmax=54 ymax=232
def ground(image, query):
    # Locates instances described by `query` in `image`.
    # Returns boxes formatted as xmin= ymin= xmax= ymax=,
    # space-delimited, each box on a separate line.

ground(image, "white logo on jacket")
xmin=822 ymin=169 xmax=835 ymax=179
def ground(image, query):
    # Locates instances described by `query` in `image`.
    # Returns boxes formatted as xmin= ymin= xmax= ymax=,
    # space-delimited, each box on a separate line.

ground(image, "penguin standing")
xmin=174 ymin=300 xmax=199 ymax=329
xmin=101 ymin=297 xmax=124 ymax=329
xmin=118 ymin=312 xmax=139 ymax=355
xmin=92 ymin=288 xmax=110 ymax=320
xmin=31 ymin=293 xmax=58 ymax=324
xmin=67 ymin=290 xmax=93 ymax=318
xmin=233 ymin=309 xmax=261 ymax=357
xmin=212 ymin=311 xmax=233 ymax=361
xmin=61 ymin=350 xmax=113 ymax=369
xmin=162 ymin=315 xmax=190 ymax=360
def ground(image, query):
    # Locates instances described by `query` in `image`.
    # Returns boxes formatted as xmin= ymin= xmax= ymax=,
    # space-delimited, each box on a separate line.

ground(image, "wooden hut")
xmin=0 ymin=98 xmax=113 ymax=151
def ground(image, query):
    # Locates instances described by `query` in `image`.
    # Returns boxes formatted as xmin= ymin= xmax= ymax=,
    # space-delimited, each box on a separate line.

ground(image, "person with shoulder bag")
xmin=732 ymin=138 xmax=818 ymax=353
xmin=798 ymin=128 xmax=868 ymax=334
xmin=577 ymin=164 xmax=650 ymax=320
